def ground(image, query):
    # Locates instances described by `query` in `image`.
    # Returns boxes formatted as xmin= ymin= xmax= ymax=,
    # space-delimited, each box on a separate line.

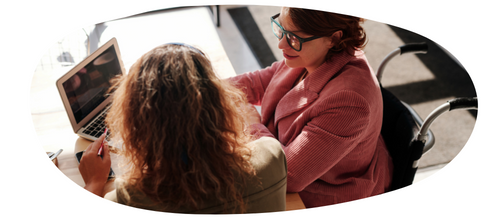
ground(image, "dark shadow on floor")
xmin=386 ymin=25 xmax=477 ymax=118
xmin=228 ymin=7 xmax=277 ymax=68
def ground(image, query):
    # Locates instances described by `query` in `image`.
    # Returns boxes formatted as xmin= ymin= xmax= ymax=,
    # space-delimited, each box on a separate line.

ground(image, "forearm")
xmin=283 ymin=93 xmax=370 ymax=192
xmin=78 ymin=136 xmax=112 ymax=198
xmin=249 ymin=123 xmax=275 ymax=139
xmin=227 ymin=62 xmax=280 ymax=105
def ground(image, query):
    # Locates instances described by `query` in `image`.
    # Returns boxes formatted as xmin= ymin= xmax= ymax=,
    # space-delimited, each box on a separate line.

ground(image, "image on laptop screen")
xmin=62 ymin=45 xmax=122 ymax=124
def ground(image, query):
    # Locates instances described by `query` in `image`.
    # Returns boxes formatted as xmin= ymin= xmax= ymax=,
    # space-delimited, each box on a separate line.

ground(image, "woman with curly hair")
xmin=229 ymin=7 xmax=393 ymax=207
xmin=78 ymin=43 xmax=287 ymax=213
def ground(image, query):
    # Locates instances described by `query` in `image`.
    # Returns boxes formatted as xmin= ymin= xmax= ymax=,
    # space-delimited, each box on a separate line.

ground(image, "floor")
xmin=31 ymin=5 xmax=477 ymax=185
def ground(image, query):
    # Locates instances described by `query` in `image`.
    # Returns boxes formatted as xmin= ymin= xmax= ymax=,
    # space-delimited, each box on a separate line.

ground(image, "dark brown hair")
xmin=288 ymin=7 xmax=367 ymax=59
xmin=106 ymin=44 xmax=256 ymax=213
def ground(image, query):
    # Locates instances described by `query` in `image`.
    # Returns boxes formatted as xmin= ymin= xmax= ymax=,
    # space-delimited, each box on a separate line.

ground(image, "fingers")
xmin=101 ymin=143 xmax=111 ymax=165
xmin=86 ymin=131 xmax=107 ymax=154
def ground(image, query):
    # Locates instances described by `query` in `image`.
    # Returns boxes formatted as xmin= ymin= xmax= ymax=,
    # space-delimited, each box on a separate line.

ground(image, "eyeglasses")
xmin=271 ymin=13 xmax=322 ymax=52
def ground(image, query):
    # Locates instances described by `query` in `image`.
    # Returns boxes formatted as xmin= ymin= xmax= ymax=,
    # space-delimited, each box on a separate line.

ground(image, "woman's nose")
xmin=278 ymin=36 xmax=289 ymax=50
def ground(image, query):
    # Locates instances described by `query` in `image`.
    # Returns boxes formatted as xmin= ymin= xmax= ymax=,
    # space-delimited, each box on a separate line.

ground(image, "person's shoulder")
xmin=344 ymin=49 xmax=371 ymax=70
xmin=103 ymin=178 xmax=128 ymax=203
xmin=268 ymin=59 xmax=290 ymax=73
xmin=270 ymin=59 xmax=286 ymax=68
xmin=328 ymin=49 xmax=377 ymax=88
xmin=248 ymin=137 xmax=287 ymax=179
xmin=243 ymin=137 xmax=287 ymax=208
xmin=249 ymin=137 xmax=285 ymax=160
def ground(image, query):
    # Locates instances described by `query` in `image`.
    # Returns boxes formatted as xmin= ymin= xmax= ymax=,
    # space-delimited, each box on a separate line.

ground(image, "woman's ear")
xmin=328 ymin=30 xmax=343 ymax=48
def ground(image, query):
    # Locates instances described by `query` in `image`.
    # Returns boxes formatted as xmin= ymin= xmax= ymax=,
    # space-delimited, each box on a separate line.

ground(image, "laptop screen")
xmin=62 ymin=45 xmax=122 ymax=123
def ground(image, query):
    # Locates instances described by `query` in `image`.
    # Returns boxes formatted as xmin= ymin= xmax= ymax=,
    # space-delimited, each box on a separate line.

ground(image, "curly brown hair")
xmin=287 ymin=7 xmax=367 ymax=59
xmin=106 ymin=44 xmax=256 ymax=213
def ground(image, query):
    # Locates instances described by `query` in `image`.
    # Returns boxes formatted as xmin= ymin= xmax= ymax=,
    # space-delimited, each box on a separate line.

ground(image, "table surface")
xmin=31 ymin=6 xmax=305 ymax=212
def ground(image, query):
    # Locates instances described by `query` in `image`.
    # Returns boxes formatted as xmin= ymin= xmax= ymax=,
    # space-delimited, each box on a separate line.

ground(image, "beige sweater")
xmin=104 ymin=137 xmax=287 ymax=213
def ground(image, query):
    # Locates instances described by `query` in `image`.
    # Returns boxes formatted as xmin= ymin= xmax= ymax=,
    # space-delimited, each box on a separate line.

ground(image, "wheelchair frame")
xmin=377 ymin=43 xmax=477 ymax=190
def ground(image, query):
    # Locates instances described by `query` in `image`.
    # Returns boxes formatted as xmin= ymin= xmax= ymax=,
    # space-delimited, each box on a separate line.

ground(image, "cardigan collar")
xmin=273 ymin=50 xmax=356 ymax=125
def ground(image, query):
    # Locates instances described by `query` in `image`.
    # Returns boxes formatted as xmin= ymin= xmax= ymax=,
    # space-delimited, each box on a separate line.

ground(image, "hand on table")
xmin=78 ymin=132 xmax=111 ymax=197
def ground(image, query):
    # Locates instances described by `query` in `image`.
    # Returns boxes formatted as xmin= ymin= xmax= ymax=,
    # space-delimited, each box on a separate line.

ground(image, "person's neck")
xmin=294 ymin=69 xmax=308 ymax=87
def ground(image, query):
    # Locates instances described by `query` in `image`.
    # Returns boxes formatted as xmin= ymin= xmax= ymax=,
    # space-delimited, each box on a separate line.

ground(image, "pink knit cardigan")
xmin=230 ymin=50 xmax=393 ymax=208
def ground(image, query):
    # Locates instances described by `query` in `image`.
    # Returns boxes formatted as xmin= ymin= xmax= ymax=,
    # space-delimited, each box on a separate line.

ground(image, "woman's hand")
xmin=78 ymin=133 xmax=111 ymax=197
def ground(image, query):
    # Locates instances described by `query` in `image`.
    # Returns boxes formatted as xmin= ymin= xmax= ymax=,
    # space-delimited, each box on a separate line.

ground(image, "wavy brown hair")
xmin=287 ymin=7 xmax=367 ymax=59
xmin=106 ymin=44 xmax=256 ymax=213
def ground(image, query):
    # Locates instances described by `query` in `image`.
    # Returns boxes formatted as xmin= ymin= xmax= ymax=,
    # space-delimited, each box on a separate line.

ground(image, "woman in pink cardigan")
xmin=230 ymin=7 xmax=394 ymax=208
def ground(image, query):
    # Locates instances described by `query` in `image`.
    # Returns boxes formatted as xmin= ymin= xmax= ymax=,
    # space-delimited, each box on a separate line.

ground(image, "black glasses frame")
xmin=270 ymin=13 xmax=322 ymax=51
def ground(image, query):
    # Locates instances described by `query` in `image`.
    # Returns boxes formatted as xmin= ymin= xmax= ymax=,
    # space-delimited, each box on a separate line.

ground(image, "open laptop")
xmin=56 ymin=37 xmax=125 ymax=142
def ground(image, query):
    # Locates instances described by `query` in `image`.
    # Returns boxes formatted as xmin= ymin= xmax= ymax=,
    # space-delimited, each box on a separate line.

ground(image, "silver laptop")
xmin=56 ymin=37 xmax=125 ymax=141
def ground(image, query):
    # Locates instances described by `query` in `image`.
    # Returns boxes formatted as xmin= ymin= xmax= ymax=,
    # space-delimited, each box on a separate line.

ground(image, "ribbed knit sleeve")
xmin=249 ymin=123 xmax=276 ymax=139
xmin=228 ymin=61 xmax=283 ymax=106
xmin=282 ymin=90 xmax=370 ymax=192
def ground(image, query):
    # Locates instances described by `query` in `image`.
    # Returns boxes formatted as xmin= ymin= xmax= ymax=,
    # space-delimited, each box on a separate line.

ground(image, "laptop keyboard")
xmin=82 ymin=109 xmax=110 ymax=140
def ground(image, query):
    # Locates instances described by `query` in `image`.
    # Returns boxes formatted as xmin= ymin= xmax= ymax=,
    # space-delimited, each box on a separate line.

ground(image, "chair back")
xmin=380 ymin=86 xmax=423 ymax=191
